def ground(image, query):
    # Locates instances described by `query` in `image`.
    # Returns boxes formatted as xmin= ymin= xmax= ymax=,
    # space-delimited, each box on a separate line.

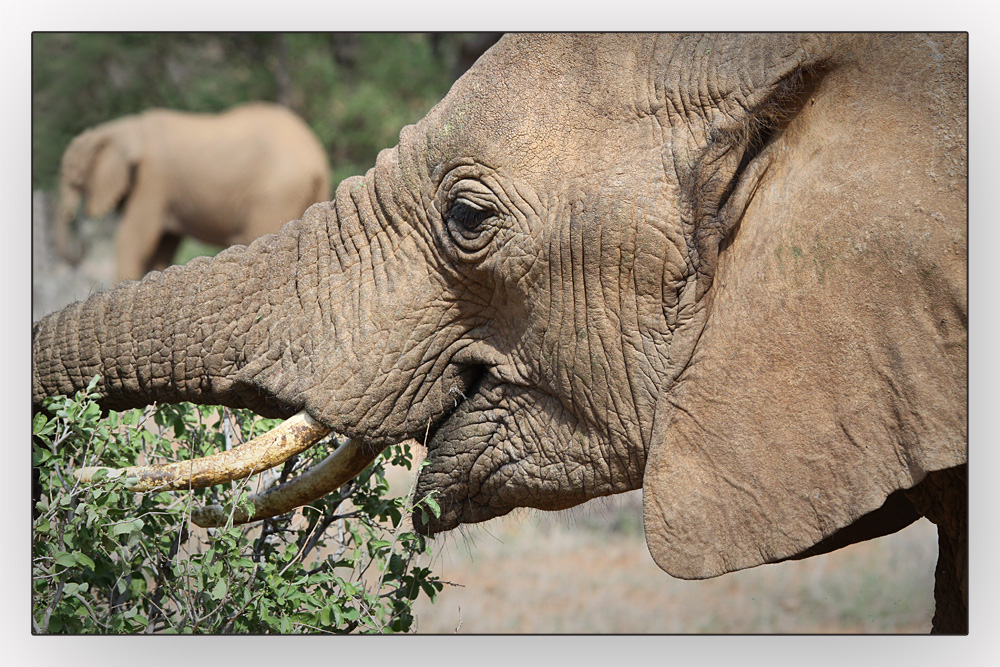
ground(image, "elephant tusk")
xmin=73 ymin=410 xmax=332 ymax=492
xmin=189 ymin=437 xmax=378 ymax=527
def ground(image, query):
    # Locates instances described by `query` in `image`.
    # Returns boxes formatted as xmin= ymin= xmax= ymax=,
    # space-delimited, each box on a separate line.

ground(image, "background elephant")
xmin=54 ymin=102 xmax=330 ymax=282
xmin=32 ymin=33 xmax=967 ymax=633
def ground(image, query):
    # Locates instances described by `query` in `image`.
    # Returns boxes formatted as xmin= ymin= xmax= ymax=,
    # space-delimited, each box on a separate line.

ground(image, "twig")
xmin=218 ymin=562 xmax=261 ymax=633
xmin=301 ymin=510 xmax=340 ymax=562
xmin=72 ymin=592 xmax=105 ymax=632
xmin=359 ymin=446 xmax=429 ymax=632
xmin=39 ymin=579 xmax=65 ymax=633
xmin=147 ymin=520 xmax=188 ymax=632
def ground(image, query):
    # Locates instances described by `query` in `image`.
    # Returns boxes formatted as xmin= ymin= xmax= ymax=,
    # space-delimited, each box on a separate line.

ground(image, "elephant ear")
xmin=86 ymin=136 xmax=132 ymax=217
xmin=642 ymin=36 xmax=967 ymax=579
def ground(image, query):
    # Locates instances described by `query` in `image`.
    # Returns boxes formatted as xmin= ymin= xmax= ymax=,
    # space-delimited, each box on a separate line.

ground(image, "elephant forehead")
xmin=419 ymin=34 xmax=662 ymax=178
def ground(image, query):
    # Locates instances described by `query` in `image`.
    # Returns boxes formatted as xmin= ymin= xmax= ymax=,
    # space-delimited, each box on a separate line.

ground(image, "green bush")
xmin=32 ymin=376 xmax=443 ymax=634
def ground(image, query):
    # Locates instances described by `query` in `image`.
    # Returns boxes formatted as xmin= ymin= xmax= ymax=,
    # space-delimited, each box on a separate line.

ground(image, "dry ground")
xmin=410 ymin=491 xmax=936 ymax=634
xmin=32 ymin=193 xmax=939 ymax=634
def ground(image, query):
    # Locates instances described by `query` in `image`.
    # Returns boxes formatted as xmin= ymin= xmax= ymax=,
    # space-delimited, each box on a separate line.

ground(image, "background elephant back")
xmin=148 ymin=103 xmax=330 ymax=246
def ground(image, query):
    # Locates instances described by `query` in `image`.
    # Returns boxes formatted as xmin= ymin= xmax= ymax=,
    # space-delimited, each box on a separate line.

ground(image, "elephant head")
xmin=54 ymin=117 xmax=140 ymax=264
xmin=33 ymin=34 xmax=967 ymax=629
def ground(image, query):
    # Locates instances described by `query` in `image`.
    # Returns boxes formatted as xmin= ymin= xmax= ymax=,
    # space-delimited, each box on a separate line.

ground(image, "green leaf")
xmin=420 ymin=579 xmax=441 ymax=599
xmin=111 ymin=521 xmax=135 ymax=536
xmin=31 ymin=446 xmax=51 ymax=466
xmin=126 ymin=529 xmax=143 ymax=549
xmin=75 ymin=552 xmax=96 ymax=570
xmin=423 ymin=495 xmax=441 ymax=519
xmin=81 ymin=402 xmax=101 ymax=421
xmin=210 ymin=580 xmax=228 ymax=601
xmin=53 ymin=552 xmax=76 ymax=568
xmin=32 ymin=412 xmax=52 ymax=434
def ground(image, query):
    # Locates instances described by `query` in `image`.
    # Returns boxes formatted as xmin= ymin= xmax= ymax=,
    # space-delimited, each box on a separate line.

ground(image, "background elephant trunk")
xmin=52 ymin=181 xmax=84 ymax=266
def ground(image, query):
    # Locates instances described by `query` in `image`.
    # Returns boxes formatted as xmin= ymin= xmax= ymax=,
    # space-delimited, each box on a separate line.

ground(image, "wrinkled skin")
xmin=55 ymin=102 xmax=330 ymax=282
xmin=33 ymin=34 xmax=967 ymax=632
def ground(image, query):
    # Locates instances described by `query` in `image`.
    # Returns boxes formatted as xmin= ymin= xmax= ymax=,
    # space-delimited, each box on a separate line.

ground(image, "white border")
xmin=5 ymin=2 xmax=996 ymax=665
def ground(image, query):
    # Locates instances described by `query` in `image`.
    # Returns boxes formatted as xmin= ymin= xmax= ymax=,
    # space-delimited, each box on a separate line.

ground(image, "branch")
xmin=39 ymin=579 xmax=65 ymax=634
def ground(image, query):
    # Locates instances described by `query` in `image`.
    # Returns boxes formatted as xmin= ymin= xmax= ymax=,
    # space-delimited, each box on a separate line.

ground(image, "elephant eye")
xmin=444 ymin=197 xmax=497 ymax=253
xmin=447 ymin=199 xmax=492 ymax=233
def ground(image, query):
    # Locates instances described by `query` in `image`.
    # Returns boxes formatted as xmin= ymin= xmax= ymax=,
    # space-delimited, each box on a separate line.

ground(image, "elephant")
xmin=54 ymin=102 xmax=331 ymax=282
xmin=32 ymin=33 xmax=967 ymax=633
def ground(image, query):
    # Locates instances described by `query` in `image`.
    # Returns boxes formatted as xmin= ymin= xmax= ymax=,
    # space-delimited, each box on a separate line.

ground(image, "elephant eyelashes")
xmin=444 ymin=198 xmax=498 ymax=253
xmin=448 ymin=199 xmax=492 ymax=233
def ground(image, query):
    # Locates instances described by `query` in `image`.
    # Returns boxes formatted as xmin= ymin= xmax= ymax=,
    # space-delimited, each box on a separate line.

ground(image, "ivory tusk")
xmin=190 ymin=437 xmax=378 ymax=527
xmin=73 ymin=410 xmax=332 ymax=492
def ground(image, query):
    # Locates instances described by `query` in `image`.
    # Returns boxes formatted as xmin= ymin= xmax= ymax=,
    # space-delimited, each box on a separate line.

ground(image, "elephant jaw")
xmin=409 ymin=369 xmax=548 ymax=536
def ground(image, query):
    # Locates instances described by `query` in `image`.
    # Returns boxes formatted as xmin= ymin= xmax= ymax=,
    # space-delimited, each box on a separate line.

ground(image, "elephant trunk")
xmin=33 ymin=193 xmax=351 ymax=420
xmin=33 ymin=163 xmax=441 ymax=439
xmin=32 ymin=247 xmax=272 ymax=416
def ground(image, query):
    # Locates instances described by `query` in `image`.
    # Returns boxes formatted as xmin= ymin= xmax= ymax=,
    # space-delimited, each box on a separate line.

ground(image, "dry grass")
xmin=411 ymin=491 xmax=937 ymax=634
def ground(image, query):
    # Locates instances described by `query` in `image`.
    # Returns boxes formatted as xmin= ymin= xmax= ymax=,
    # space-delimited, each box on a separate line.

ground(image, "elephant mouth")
xmin=422 ymin=362 xmax=489 ymax=446
xmin=412 ymin=363 xmax=518 ymax=535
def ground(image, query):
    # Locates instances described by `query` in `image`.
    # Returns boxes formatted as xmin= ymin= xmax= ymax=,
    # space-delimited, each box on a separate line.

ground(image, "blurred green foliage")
xmin=32 ymin=33 xmax=501 ymax=191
